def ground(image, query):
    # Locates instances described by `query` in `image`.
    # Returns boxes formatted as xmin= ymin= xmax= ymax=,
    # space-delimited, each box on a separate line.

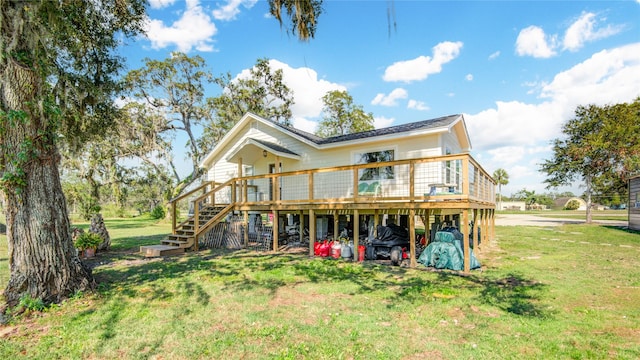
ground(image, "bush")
xmin=564 ymin=199 xmax=581 ymax=210
xmin=74 ymin=232 xmax=103 ymax=250
xmin=150 ymin=205 xmax=166 ymax=220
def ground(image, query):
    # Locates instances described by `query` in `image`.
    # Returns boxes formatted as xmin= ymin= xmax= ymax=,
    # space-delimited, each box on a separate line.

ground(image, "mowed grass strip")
xmin=0 ymin=219 xmax=639 ymax=359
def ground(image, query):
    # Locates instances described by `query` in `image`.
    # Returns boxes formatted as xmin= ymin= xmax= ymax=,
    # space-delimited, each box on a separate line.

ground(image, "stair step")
xmin=168 ymin=234 xmax=193 ymax=239
xmin=162 ymin=239 xmax=190 ymax=245
xmin=140 ymin=245 xmax=185 ymax=257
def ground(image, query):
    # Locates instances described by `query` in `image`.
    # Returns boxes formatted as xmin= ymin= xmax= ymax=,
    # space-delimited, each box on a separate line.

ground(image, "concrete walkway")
xmin=495 ymin=213 xmax=628 ymax=227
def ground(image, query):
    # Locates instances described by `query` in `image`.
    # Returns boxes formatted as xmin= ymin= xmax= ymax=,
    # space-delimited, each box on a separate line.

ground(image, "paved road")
xmin=495 ymin=213 xmax=627 ymax=227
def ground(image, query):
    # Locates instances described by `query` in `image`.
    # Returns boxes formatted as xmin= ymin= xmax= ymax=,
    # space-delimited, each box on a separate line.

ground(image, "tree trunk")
xmin=585 ymin=174 xmax=593 ymax=224
xmin=3 ymin=147 xmax=95 ymax=306
xmin=1 ymin=3 xmax=94 ymax=307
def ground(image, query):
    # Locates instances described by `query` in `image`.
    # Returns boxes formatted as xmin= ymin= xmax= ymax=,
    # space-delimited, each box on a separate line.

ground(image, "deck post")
xmin=243 ymin=210 xmax=249 ymax=247
xmin=462 ymin=208 xmax=470 ymax=273
xmin=473 ymin=209 xmax=479 ymax=251
xmin=462 ymin=157 xmax=469 ymax=198
xmin=238 ymin=158 xmax=243 ymax=202
xmin=483 ymin=209 xmax=489 ymax=246
xmin=424 ymin=209 xmax=431 ymax=245
xmin=171 ymin=201 xmax=177 ymax=235
xmin=334 ymin=215 xmax=339 ymax=240
xmin=272 ymin=209 xmax=279 ymax=251
xmin=409 ymin=209 xmax=416 ymax=268
xmin=409 ymin=161 xmax=415 ymax=201
xmin=275 ymin=156 xmax=281 ymax=202
xmin=309 ymin=209 xmax=316 ymax=257
xmin=353 ymin=210 xmax=359 ymax=262
xmin=374 ymin=209 xmax=379 ymax=238
xmin=486 ymin=209 xmax=491 ymax=245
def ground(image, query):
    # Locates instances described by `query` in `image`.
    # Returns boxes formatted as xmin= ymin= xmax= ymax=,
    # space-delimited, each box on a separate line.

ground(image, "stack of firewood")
xmin=89 ymin=214 xmax=111 ymax=251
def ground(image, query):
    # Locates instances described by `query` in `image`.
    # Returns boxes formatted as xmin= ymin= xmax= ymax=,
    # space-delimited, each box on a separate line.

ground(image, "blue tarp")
xmin=417 ymin=231 xmax=481 ymax=271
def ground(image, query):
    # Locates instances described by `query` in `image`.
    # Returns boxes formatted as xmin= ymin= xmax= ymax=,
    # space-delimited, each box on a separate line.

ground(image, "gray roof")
xmin=272 ymin=114 xmax=461 ymax=145
xmin=251 ymin=138 xmax=299 ymax=155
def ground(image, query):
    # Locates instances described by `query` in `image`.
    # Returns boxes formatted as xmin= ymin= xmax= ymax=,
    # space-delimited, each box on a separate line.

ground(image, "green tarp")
xmin=417 ymin=231 xmax=481 ymax=271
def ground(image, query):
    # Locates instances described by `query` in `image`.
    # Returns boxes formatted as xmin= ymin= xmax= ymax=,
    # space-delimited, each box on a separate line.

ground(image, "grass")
xmin=498 ymin=209 xmax=628 ymax=222
xmin=0 ymin=218 xmax=639 ymax=359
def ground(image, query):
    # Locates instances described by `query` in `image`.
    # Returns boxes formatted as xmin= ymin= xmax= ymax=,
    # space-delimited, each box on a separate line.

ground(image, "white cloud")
xmin=465 ymin=74 xmax=473 ymax=81
xmin=487 ymin=146 xmax=526 ymax=166
xmin=516 ymin=12 xmax=622 ymax=58
xmin=470 ymin=43 xmax=640 ymax=195
xmin=149 ymin=0 xmax=176 ymax=9
xmin=540 ymin=43 xmax=640 ymax=105
xmin=144 ymin=0 xmax=217 ymax=52
xmin=292 ymin=117 xmax=318 ymax=133
xmin=467 ymin=100 xmax=566 ymax=151
xmin=515 ymin=25 xmax=557 ymax=58
xmin=383 ymin=41 xmax=463 ymax=83
xmin=407 ymin=99 xmax=429 ymax=111
xmin=563 ymin=12 xmax=622 ymax=51
xmin=488 ymin=51 xmax=500 ymax=60
xmin=371 ymin=88 xmax=408 ymax=106
xmin=373 ymin=116 xmax=395 ymax=129
xmin=265 ymin=60 xmax=346 ymax=119
xmin=212 ymin=0 xmax=258 ymax=21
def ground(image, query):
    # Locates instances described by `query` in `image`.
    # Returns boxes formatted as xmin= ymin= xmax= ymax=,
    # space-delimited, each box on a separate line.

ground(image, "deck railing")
xmin=170 ymin=154 xmax=495 ymax=237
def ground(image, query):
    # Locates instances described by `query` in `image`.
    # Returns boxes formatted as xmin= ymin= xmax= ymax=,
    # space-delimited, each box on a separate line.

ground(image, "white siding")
xmin=204 ymin=116 xmax=467 ymax=200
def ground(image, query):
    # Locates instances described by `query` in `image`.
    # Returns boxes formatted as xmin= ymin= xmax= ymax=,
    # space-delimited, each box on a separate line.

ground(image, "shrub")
xmin=74 ymin=232 xmax=103 ymax=250
xmin=150 ymin=205 xmax=166 ymax=220
xmin=564 ymin=199 xmax=581 ymax=210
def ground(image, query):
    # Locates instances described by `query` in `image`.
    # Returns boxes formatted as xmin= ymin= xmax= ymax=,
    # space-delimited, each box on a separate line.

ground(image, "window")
xmin=356 ymin=150 xmax=394 ymax=181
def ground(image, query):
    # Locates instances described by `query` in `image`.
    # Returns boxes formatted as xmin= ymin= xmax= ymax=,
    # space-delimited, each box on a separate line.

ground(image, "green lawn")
xmin=499 ymin=209 xmax=629 ymax=221
xmin=0 ymin=218 xmax=639 ymax=359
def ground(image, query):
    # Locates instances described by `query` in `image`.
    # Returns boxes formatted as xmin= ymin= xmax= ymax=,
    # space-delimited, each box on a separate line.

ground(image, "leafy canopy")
xmin=315 ymin=90 xmax=374 ymax=137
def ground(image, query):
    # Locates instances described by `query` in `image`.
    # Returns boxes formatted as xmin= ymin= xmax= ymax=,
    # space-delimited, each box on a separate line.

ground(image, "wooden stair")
xmin=140 ymin=205 xmax=224 ymax=257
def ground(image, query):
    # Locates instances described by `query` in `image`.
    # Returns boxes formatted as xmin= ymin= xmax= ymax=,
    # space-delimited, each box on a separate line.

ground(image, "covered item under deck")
xmin=418 ymin=231 xmax=481 ymax=270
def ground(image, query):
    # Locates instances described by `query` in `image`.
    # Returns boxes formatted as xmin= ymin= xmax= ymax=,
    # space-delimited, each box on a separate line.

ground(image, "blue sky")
xmin=123 ymin=0 xmax=640 ymax=197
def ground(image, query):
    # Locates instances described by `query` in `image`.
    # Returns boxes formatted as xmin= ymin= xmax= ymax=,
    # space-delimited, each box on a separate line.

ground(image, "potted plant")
xmin=74 ymin=232 xmax=103 ymax=258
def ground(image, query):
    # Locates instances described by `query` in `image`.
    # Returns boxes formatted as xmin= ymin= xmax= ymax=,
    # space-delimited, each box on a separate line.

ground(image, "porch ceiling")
xmin=226 ymin=138 xmax=301 ymax=164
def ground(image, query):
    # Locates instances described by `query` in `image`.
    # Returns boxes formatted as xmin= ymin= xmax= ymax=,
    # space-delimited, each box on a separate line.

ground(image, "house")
xmin=554 ymin=197 xmax=587 ymax=211
xmin=630 ymin=175 xmax=640 ymax=231
xmin=497 ymin=201 xmax=526 ymax=211
xmin=142 ymin=113 xmax=496 ymax=272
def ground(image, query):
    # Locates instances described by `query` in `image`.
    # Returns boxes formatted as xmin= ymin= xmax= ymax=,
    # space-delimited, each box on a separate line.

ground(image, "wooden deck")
xmin=166 ymin=153 xmax=496 ymax=272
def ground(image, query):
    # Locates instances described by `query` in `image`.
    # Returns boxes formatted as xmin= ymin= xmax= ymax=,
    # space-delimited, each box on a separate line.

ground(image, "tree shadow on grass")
xmin=91 ymin=249 xmax=553 ymax=321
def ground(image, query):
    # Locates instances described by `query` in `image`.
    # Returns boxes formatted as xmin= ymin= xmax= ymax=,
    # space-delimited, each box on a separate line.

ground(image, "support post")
xmin=237 ymin=158 xmax=243 ymax=202
xmin=334 ymin=215 xmax=339 ymax=240
xmin=243 ymin=211 xmax=249 ymax=248
xmin=425 ymin=209 xmax=431 ymax=245
xmin=171 ymin=201 xmax=177 ymax=235
xmin=462 ymin=209 xmax=470 ymax=273
xmin=272 ymin=210 xmax=279 ymax=251
xmin=473 ymin=209 xmax=479 ymax=250
xmin=353 ymin=210 xmax=360 ymax=262
xmin=374 ymin=209 xmax=379 ymax=238
xmin=409 ymin=209 xmax=416 ymax=268
xmin=309 ymin=209 xmax=316 ymax=257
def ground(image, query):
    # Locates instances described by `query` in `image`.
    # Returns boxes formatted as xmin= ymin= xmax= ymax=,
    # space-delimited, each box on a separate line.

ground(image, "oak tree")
xmin=541 ymin=99 xmax=640 ymax=223
xmin=0 ymin=0 xmax=146 ymax=307
xmin=315 ymin=90 xmax=374 ymax=137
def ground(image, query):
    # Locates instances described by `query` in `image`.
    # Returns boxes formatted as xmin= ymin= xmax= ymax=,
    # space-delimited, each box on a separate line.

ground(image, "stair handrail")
xmin=170 ymin=181 xmax=220 ymax=234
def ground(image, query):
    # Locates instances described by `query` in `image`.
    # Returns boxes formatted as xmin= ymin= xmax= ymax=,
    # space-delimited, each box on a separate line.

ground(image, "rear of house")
xmin=144 ymin=112 xmax=496 ymax=272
